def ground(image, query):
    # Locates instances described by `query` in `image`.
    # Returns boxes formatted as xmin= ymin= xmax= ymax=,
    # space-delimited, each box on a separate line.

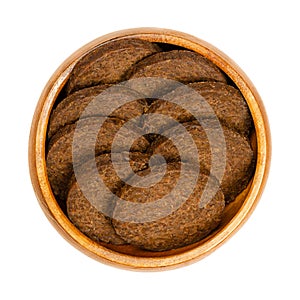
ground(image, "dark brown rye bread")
xmin=127 ymin=50 xmax=227 ymax=97
xmin=67 ymin=152 xmax=149 ymax=245
xmin=45 ymin=37 xmax=257 ymax=251
xmin=150 ymin=122 xmax=255 ymax=202
xmin=66 ymin=39 xmax=161 ymax=94
xmin=46 ymin=117 xmax=150 ymax=206
xmin=112 ymin=164 xmax=225 ymax=251
xmin=48 ymin=84 xmax=148 ymax=139
xmin=145 ymin=82 xmax=253 ymax=135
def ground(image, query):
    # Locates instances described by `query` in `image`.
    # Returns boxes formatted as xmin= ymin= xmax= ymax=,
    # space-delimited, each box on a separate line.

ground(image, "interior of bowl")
xmin=38 ymin=29 xmax=264 ymax=265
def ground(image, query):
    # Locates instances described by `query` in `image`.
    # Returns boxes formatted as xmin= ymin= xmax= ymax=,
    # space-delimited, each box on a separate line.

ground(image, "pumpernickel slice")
xmin=46 ymin=117 xmax=150 ymax=207
xmin=145 ymin=82 xmax=253 ymax=135
xmin=112 ymin=163 xmax=225 ymax=251
xmin=66 ymin=38 xmax=161 ymax=94
xmin=150 ymin=122 xmax=255 ymax=202
xmin=48 ymin=84 xmax=148 ymax=139
xmin=127 ymin=50 xmax=227 ymax=97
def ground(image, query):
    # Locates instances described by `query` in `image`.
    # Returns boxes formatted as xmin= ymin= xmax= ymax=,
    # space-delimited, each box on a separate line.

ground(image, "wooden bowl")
xmin=29 ymin=28 xmax=271 ymax=271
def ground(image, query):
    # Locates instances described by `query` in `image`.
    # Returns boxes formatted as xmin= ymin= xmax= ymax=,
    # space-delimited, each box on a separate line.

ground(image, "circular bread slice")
xmin=66 ymin=38 xmax=161 ymax=94
xmin=150 ymin=122 xmax=255 ymax=202
xmin=48 ymin=84 xmax=148 ymax=139
xmin=145 ymin=82 xmax=253 ymax=135
xmin=46 ymin=117 xmax=150 ymax=207
xmin=112 ymin=163 xmax=225 ymax=251
xmin=127 ymin=50 xmax=227 ymax=97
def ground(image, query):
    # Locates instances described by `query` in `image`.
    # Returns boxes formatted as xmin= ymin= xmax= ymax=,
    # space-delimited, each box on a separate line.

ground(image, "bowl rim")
xmin=28 ymin=27 xmax=271 ymax=271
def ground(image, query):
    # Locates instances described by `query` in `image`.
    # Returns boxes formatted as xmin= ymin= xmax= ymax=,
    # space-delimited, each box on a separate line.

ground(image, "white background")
xmin=1 ymin=0 xmax=299 ymax=299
